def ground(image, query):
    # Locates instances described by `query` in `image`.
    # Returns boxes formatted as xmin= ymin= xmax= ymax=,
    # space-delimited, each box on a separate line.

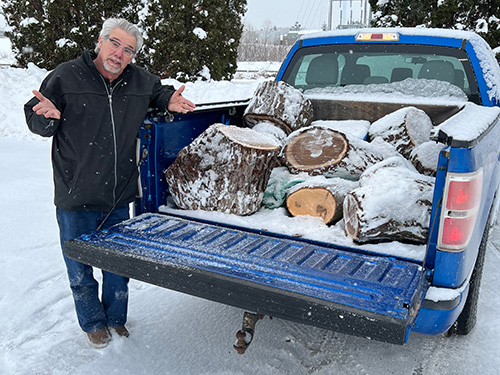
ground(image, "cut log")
xmin=368 ymin=107 xmax=433 ymax=159
xmin=165 ymin=124 xmax=280 ymax=215
xmin=343 ymin=159 xmax=435 ymax=244
xmin=282 ymin=125 xmax=384 ymax=179
xmin=243 ymin=80 xmax=314 ymax=134
xmin=263 ymin=167 xmax=308 ymax=209
xmin=410 ymin=141 xmax=444 ymax=176
xmin=286 ymin=177 xmax=358 ymax=224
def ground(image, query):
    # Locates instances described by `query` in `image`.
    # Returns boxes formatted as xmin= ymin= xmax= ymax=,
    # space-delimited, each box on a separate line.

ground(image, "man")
xmin=24 ymin=18 xmax=195 ymax=348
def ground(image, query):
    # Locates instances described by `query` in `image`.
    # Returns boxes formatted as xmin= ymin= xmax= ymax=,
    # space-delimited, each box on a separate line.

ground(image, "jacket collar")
xmin=82 ymin=49 xmax=132 ymax=83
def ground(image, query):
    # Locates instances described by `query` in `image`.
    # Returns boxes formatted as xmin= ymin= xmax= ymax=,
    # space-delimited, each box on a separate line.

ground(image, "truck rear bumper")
xmin=65 ymin=213 xmax=429 ymax=344
xmin=413 ymin=285 xmax=467 ymax=335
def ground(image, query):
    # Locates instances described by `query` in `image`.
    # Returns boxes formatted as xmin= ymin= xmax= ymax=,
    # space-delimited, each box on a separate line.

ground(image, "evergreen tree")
xmin=2 ymin=0 xmax=143 ymax=69
xmin=138 ymin=0 xmax=201 ymax=81
xmin=196 ymin=0 xmax=246 ymax=80
xmin=139 ymin=0 xmax=246 ymax=81
xmin=369 ymin=0 xmax=438 ymax=27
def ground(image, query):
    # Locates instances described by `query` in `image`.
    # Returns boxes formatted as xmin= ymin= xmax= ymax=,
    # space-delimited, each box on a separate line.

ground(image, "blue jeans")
xmin=56 ymin=206 xmax=130 ymax=333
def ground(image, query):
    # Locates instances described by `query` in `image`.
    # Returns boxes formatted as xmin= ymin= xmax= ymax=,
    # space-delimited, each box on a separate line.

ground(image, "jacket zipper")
xmin=100 ymin=76 xmax=123 ymax=207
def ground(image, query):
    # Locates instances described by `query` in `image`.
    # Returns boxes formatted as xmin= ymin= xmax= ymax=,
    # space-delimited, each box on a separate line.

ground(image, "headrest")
xmin=306 ymin=55 xmax=339 ymax=85
xmin=418 ymin=60 xmax=456 ymax=83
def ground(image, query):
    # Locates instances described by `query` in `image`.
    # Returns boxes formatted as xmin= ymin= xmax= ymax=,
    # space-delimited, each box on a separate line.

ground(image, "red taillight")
xmin=438 ymin=169 xmax=483 ymax=252
xmin=446 ymin=178 xmax=482 ymax=210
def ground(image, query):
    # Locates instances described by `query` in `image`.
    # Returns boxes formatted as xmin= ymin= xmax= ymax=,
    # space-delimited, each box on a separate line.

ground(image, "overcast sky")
xmin=244 ymin=0 xmax=371 ymax=30
xmin=244 ymin=0 xmax=327 ymax=29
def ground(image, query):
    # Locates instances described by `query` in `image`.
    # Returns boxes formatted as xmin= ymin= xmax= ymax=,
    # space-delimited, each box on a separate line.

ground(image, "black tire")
xmin=452 ymin=224 xmax=489 ymax=335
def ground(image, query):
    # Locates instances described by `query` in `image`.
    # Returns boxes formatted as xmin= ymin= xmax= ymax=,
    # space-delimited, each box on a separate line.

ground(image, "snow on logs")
xmin=410 ymin=141 xmax=444 ymax=176
xmin=164 ymin=80 xmax=447 ymax=245
xmin=343 ymin=158 xmax=435 ymax=243
xmin=368 ymin=106 xmax=433 ymax=159
xmin=165 ymin=124 xmax=280 ymax=215
xmin=367 ymin=107 xmax=443 ymax=176
xmin=243 ymin=80 xmax=314 ymax=134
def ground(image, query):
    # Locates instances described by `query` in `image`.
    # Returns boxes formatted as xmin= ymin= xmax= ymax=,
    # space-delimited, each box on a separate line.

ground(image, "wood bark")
xmin=368 ymin=107 xmax=433 ymax=159
xmin=165 ymin=124 xmax=280 ymax=215
xmin=282 ymin=126 xmax=384 ymax=179
xmin=342 ymin=160 xmax=435 ymax=244
xmin=286 ymin=177 xmax=358 ymax=224
xmin=243 ymin=80 xmax=314 ymax=134
xmin=410 ymin=141 xmax=444 ymax=177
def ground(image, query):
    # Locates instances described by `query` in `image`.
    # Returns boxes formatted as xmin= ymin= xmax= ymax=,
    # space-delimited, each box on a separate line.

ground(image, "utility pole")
xmin=328 ymin=0 xmax=333 ymax=30
xmin=328 ymin=0 xmax=371 ymax=29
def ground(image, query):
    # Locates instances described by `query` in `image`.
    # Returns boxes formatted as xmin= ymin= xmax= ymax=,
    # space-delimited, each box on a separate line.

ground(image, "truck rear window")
xmin=281 ymin=44 xmax=480 ymax=104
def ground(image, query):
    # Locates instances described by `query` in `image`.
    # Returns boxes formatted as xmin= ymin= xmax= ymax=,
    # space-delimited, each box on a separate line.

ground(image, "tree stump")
xmin=243 ymin=80 xmax=314 ymax=134
xmin=282 ymin=126 xmax=384 ymax=179
xmin=286 ymin=177 xmax=358 ymax=224
xmin=165 ymin=124 xmax=280 ymax=215
xmin=368 ymin=107 xmax=433 ymax=159
xmin=343 ymin=159 xmax=435 ymax=244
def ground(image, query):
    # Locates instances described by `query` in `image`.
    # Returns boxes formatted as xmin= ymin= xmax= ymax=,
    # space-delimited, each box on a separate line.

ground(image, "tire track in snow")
xmin=270 ymin=320 xmax=371 ymax=374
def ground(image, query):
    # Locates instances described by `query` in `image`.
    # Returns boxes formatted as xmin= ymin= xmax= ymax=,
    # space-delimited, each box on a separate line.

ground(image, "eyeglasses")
xmin=103 ymin=35 xmax=137 ymax=58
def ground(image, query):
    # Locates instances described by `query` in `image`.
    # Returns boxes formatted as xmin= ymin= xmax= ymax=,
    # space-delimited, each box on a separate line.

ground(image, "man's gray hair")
xmin=95 ymin=18 xmax=144 ymax=54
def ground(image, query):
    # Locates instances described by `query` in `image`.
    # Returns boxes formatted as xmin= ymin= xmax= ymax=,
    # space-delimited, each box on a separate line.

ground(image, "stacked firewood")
xmin=165 ymin=80 xmax=443 ymax=244
xmin=166 ymin=81 xmax=313 ymax=216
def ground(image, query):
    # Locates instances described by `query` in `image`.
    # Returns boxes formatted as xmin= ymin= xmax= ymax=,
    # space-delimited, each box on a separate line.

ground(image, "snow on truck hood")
xmin=300 ymin=27 xmax=500 ymax=106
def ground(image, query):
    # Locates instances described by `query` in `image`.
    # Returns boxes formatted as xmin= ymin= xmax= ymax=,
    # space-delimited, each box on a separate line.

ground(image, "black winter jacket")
xmin=25 ymin=50 xmax=175 ymax=211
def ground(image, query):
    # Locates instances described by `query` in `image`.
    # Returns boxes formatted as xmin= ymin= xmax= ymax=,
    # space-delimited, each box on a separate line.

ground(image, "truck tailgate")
xmin=65 ymin=213 xmax=429 ymax=344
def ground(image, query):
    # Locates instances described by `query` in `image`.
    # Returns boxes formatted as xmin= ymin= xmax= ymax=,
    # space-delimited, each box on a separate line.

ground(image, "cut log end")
xmin=343 ymin=193 xmax=360 ymax=241
xmin=219 ymin=125 xmax=280 ymax=151
xmin=284 ymin=128 xmax=348 ymax=172
xmin=286 ymin=187 xmax=337 ymax=224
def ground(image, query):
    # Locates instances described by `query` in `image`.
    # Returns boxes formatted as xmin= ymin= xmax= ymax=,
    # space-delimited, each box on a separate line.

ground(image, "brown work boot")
xmin=86 ymin=327 xmax=111 ymax=349
xmin=109 ymin=325 xmax=130 ymax=338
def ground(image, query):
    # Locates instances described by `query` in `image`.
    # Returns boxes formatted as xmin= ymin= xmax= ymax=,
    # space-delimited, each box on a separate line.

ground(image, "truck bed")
xmin=65 ymin=212 xmax=429 ymax=344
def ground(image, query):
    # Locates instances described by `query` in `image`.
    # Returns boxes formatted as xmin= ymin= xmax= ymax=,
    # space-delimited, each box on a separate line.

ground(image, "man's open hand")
xmin=167 ymin=85 xmax=196 ymax=114
xmin=32 ymin=90 xmax=61 ymax=119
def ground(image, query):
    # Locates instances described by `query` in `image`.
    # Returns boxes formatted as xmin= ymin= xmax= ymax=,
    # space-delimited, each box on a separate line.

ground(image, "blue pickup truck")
xmin=66 ymin=28 xmax=500 ymax=350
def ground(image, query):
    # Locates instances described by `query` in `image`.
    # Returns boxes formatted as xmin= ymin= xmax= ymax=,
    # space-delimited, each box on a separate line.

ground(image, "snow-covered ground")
xmin=1 ymin=63 xmax=500 ymax=374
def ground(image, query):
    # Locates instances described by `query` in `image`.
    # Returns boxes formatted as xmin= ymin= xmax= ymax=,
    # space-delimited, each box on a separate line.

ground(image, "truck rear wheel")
xmin=451 ymin=224 xmax=489 ymax=335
